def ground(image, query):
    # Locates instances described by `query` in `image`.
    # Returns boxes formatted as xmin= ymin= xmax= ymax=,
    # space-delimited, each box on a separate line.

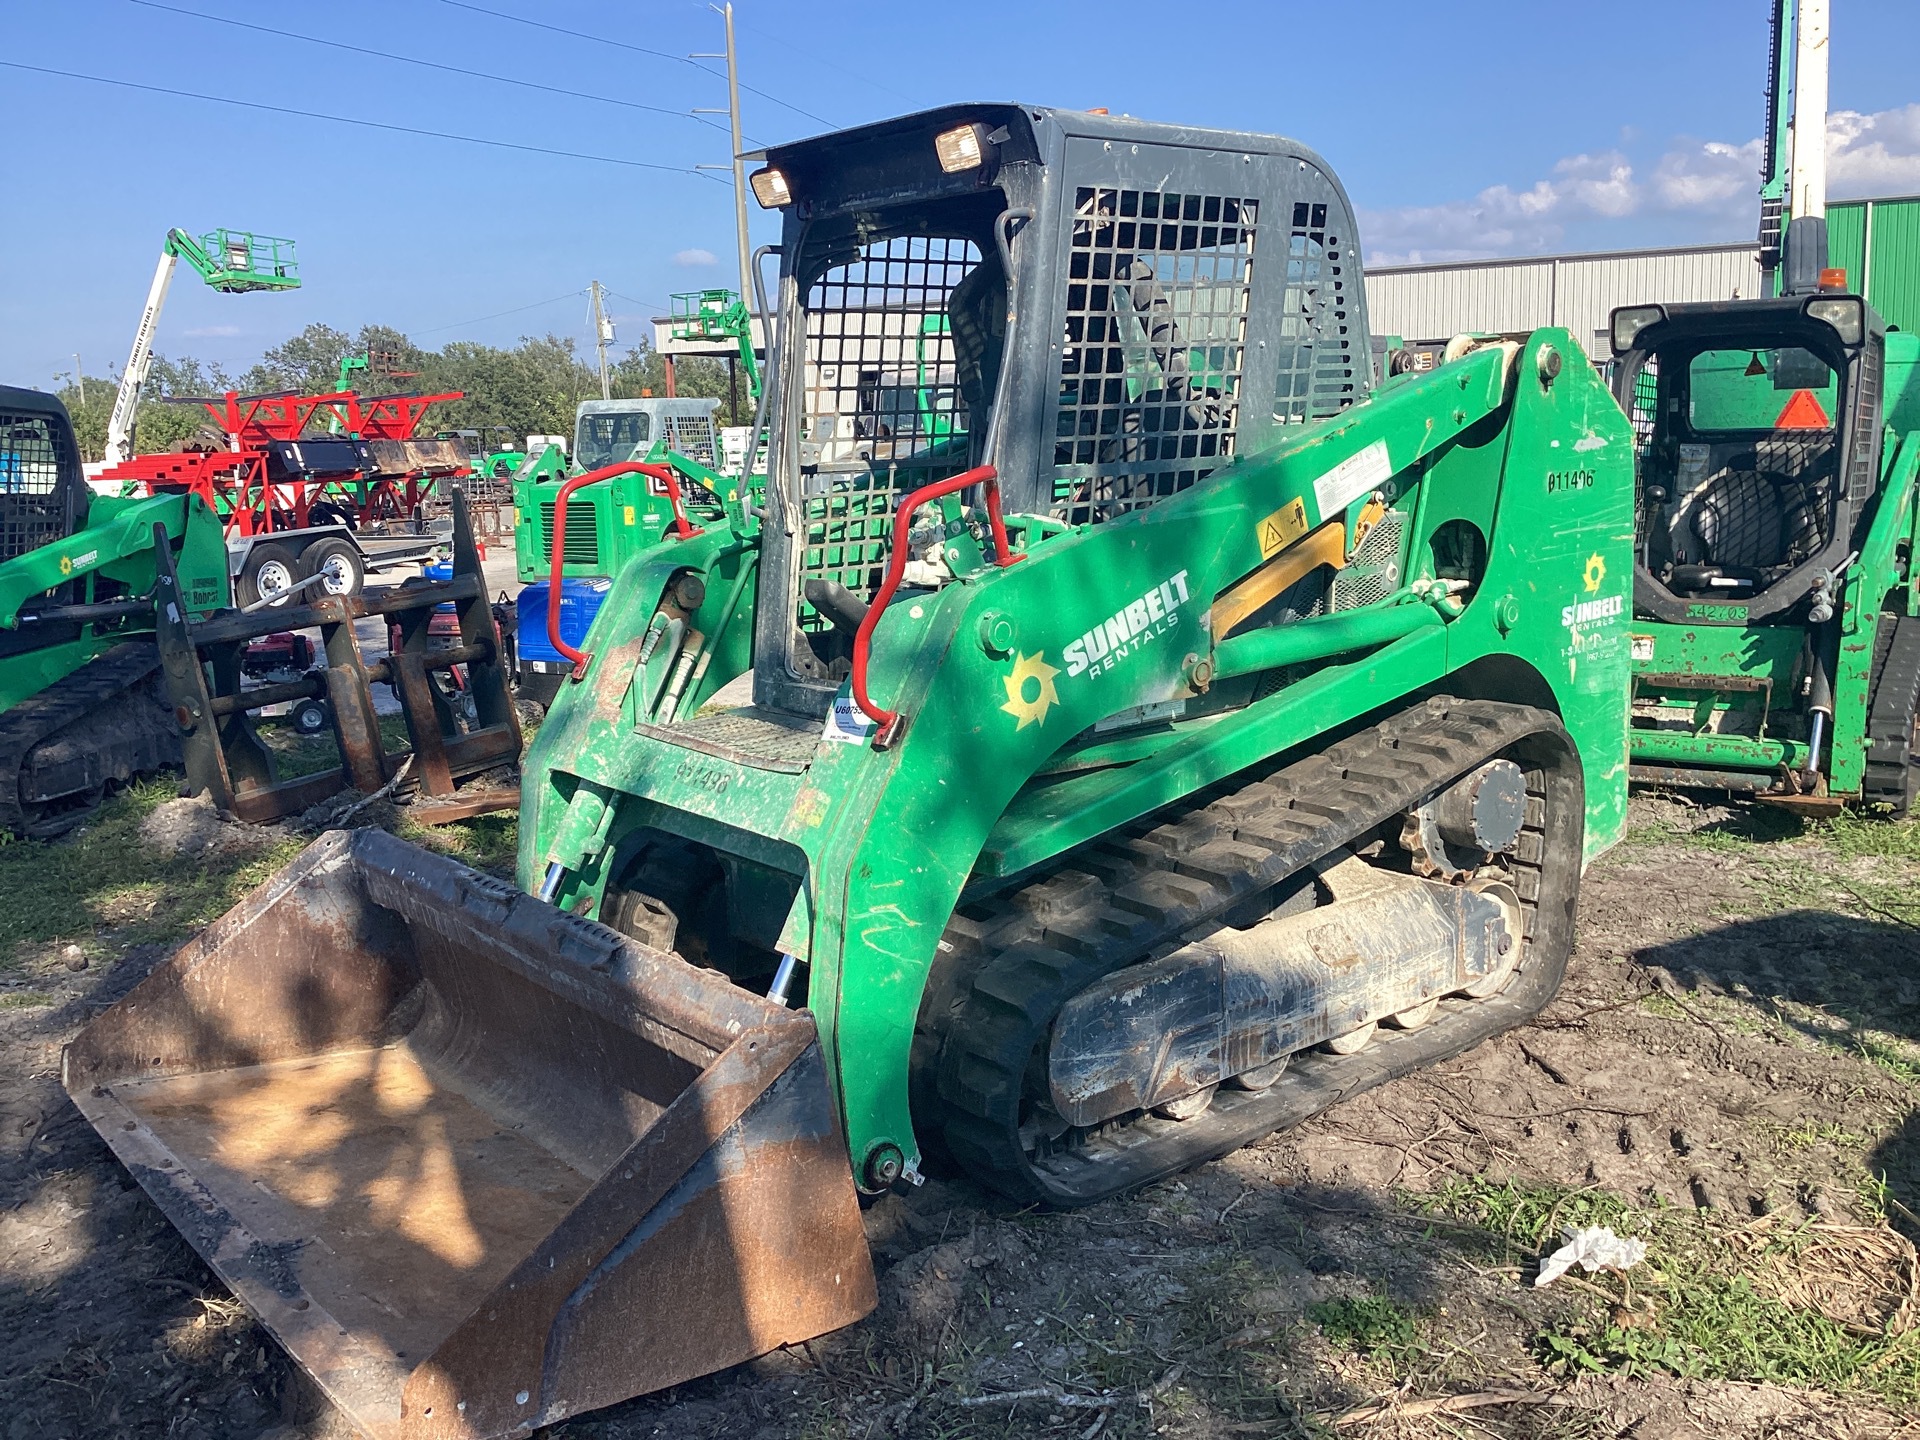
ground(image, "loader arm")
xmin=0 ymin=493 xmax=224 ymax=627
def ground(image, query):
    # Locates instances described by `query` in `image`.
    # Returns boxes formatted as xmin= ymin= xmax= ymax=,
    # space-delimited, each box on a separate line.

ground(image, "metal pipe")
xmin=681 ymin=552 xmax=759 ymax=709
xmin=208 ymin=675 xmax=326 ymax=717
xmin=240 ymin=570 xmax=327 ymax=614
xmin=647 ymin=618 xmax=688 ymax=716
xmin=1629 ymin=727 xmax=1811 ymax=772
xmin=536 ymin=861 xmax=566 ymax=904
xmin=1211 ymin=600 xmax=1441 ymax=683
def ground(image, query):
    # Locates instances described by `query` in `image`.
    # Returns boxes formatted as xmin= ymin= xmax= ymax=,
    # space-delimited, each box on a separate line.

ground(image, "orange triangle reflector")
xmin=1775 ymin=389 xmax=1830 ymax=429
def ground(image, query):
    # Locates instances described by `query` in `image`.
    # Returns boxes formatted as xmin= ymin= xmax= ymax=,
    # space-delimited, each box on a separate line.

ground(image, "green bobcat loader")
xmin=1613 ymin=295 xmax=1920 ymax=811
xmin=0 ymin=386 xmax=230 ymax=835
xmin=67 ymin=106 xmax=1637 ymax=1438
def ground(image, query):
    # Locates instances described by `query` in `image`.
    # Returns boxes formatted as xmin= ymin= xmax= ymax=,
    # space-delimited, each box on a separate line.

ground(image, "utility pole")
xmin=589 ymin=280 xmax=613 ymax=401
xmin=73 ymin=355 xmax=86 ymax=406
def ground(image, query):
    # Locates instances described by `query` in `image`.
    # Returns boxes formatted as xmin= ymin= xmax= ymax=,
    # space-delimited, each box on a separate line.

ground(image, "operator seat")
xmin=1690 ymin=437 xmax=1834 ymax=575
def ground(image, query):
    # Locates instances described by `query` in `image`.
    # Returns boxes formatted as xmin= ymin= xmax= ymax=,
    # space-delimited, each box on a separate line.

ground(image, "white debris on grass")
xmin=1535 ymin=1225 xmax=1648 ymax=1287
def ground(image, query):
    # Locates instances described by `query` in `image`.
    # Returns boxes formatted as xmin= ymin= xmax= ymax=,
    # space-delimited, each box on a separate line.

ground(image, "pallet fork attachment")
xmin=63 ymin=828 xmax=876 ymax=1440
xmin=153 ymin=487 xmax=522 ymax=823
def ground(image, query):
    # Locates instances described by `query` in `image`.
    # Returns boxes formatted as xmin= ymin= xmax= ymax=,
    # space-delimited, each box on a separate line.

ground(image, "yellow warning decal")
xmin=1255 ymin=497 xmax=1309 ymax=559
xmin=623 ymin=505 xmax=636 ymax=526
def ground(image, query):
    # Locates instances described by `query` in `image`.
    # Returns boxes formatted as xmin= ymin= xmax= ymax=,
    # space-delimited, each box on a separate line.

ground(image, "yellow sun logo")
xmin=58 ymin=555 xmax=73 ymax=576
xmin=1000 ymin=651 xmax=1061 ymax=730
xmin=1583 ymin=552 xmax=1606 ymax=594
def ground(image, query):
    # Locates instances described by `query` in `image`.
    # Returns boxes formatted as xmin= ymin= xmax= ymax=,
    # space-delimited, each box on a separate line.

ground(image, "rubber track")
xmin=0 ymin=642 xmax=171 ymax=836
xmin=922 ymin=697 xmax=1581 ymax=1206
xmin=1864 ymin=613 xmax=1920 ymax=815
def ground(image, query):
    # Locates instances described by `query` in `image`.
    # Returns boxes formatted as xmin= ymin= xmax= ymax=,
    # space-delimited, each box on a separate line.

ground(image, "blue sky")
xmin=4 ymin=0 xmax=1917 ymax=388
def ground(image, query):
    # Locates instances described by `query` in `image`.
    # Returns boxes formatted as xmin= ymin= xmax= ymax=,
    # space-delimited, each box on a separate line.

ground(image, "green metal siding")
xmin=1829 ymin=197 xmax=1920 ymax=336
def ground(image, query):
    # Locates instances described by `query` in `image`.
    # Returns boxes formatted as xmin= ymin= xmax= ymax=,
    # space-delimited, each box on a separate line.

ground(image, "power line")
xmin=412 ymin=290 xmax=587 ymax=337
xmin=126 ymin=0 xmax=736 ymax=138
xmin=0 ymin=61 xmax=729 ymax=179
xmin=733 ymin=15 xmax=916 ymax=108
xmin=605 ymin=289 xmax=673 ymax=317
xmin=430 ymin=0 xmax=835 ymax=131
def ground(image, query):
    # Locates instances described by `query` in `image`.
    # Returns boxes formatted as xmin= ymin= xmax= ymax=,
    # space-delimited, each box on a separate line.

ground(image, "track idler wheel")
xmin=1152 ymin=1084 xmax=1218 ymax=1120
xmin=1322 ymin=1020 xmax=1378 ymax=1054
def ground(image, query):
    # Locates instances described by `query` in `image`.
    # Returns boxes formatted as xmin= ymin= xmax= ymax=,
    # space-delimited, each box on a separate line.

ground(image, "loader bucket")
xmin=62 ymin=828 xmax=876 ymax=1440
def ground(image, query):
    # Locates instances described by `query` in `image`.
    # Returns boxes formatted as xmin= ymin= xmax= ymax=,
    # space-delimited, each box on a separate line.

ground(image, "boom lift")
xmin=103 ymin=228 xmax=298 ymax=465
xmin=68 ymin=106 xmax=1636 ymax=1437
xmin=1615 ymin=0 xmax=1920 ymax=810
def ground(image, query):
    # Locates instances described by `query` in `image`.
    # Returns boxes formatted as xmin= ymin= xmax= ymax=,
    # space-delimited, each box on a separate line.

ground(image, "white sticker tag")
xmin=822 ymin=687 xmax=876 ymax=745
xmin=1312 ymin=439 xmax=1393 ymax=519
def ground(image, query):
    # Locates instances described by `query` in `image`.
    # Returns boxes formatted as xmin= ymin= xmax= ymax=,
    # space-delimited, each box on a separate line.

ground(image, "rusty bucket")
xmin=64 ymin=829 xmax=875 ymax=1439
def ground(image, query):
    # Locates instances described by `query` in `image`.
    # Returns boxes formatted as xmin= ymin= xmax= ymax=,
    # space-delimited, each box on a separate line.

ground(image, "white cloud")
xmin=1361 ymin=104 xmax=1920 ymax=264
xmin=182 ymin=324 xmax=242 ymax=338
xmin=673 ymin=248 xmax=718 ymax=267
xmin=1359 ymin=150 xmax=1639 ymax=264
xmin=1651 ymin=138 xmax=1761 ymax=210
xmin=1829 ymin=104 xmax=1920 ymax=195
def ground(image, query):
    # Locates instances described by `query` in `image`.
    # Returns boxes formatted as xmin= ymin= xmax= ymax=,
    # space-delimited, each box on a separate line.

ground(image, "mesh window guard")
xmin=667 ymin=413 xmax=718 ymax=466
xmin=797 ymin=235 xmax=980 ymax=621
xmin=1273 ymin=201 xmax=1357 ymax=426
xmin=0 ymin=410 xmax=75 ymax=563
xmin=1052 ymin=188 xmax=1256 ymax=527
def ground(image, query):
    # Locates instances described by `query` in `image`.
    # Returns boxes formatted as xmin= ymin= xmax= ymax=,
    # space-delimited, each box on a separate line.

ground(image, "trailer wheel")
xmin=238 ymin=543 xmax=301 ymax=608
xmin=290 ymin=697 xmax=331 ymax=735
xmin=302 ymin=537 xmax=365 ymax=600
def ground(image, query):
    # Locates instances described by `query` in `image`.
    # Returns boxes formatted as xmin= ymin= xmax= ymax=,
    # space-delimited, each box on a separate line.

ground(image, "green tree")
xmin=241 ymin=323 xmax=355 ymax=394
xmin=55 ymin=353 xmax=235 ymax=463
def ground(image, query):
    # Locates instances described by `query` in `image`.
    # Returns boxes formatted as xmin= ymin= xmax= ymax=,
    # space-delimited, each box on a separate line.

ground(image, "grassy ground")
xmin=4 ymin=788 xmax=1920 ymax=1438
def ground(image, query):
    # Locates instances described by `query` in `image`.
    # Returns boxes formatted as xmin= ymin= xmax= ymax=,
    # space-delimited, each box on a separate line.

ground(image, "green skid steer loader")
xmin=1613 ymin=294 xmax=1920 ymax=811
xmin=0 ymin=386 xmax=231 ymax=835
xmin=67 ymin=106 xmax=1637 ymax=1439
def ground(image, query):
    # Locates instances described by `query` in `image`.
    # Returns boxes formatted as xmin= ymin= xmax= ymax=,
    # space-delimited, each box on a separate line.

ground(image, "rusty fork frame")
xmin=153 ymin=487 xmax=523 ymax=824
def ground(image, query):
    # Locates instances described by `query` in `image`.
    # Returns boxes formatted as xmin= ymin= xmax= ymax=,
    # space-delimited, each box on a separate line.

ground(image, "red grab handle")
xmin=850 ymin=465 xmax=1018 ymax=740
xmin=547 ymin=461 xmax=705 ymax=679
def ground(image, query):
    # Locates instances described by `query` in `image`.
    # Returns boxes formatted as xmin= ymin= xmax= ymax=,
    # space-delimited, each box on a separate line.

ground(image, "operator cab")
xmin=1610 ymin=291 xmax=1886 ymax=624
xmin=747 ymin=103 xmax=1369 ymax=717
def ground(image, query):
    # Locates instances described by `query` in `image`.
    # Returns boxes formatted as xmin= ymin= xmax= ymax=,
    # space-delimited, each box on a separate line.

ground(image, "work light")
xmin=934 ymin=123 xmax=989 ymax=173
xmin=749 ymin=167 xmax=792 ymax=209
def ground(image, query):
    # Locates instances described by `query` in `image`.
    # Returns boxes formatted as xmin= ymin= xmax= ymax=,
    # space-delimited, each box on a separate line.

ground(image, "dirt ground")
xmin=3 ymin=789 xmax=1919 ymax=1439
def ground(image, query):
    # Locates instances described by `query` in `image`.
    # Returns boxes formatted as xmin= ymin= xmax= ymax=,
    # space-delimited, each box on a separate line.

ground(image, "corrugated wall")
xmin=1364 ymin=198 xmax=1918 ymax=356
xmin=1366 ymin=245 xmax=1763 ymax=358
xmin=1828 ymin=196 xmax=1920 ymax=335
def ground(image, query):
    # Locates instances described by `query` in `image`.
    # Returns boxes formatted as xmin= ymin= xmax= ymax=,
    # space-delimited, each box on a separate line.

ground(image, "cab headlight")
xmin=749 ymin=167 xmax=792 ymax=209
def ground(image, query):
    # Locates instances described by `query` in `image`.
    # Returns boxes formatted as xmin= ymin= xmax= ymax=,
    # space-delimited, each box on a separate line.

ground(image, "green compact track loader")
xmin=68 ymin=106 xmax=1638 ymax=1439
xmin=1612 ymin=293 xmax=1920 ymax=812
xmin=0 ymin=386 xmax=230 ymax=834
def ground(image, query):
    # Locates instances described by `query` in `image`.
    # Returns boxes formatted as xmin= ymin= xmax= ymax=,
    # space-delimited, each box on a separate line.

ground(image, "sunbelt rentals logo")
xmin=1063 ymin=570 xmax=1191 ymax=679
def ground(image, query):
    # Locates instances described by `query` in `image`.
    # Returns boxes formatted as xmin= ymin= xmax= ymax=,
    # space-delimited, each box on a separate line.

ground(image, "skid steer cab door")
xmin=64 ymin=829 xmax=875 ymax=1440
xmin=1611 ymin=292 xmax=1886 ymax=626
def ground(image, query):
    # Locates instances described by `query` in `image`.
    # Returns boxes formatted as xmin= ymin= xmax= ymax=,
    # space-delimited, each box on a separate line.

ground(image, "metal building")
xmin=1365 ymin=243 xmax=1763 ymax=361
xmin=1363 ymin=194 xmax=1920 ymax=359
